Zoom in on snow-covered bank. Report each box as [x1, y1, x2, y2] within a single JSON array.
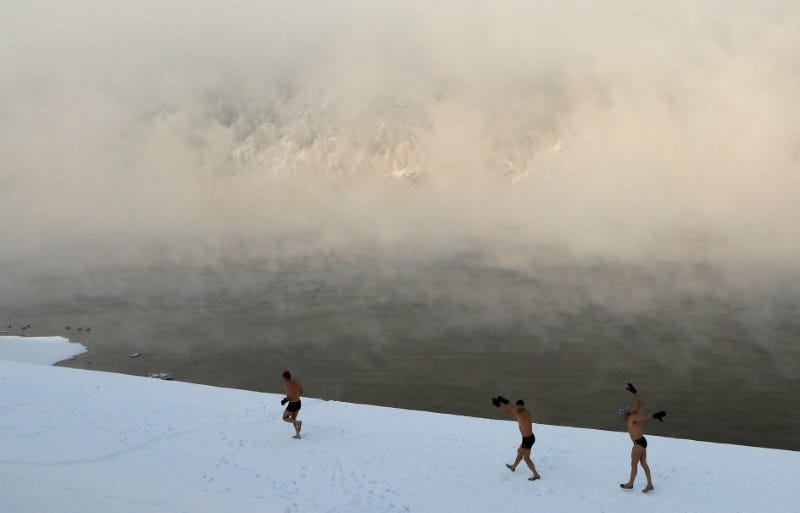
[[1, 338, 797, 513], [0, 335, 86, 365]]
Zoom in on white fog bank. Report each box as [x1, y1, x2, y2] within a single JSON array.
[[2, 1, 800, 271]]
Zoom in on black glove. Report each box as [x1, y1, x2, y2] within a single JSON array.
[[491, 397, 501, 407], [626, 383, 638, 394], [281, 397, 288, 405], [652, 410, 666, 422], [497, 396, 510, 405]]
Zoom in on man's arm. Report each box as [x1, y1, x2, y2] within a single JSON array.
[[626, 383, 642, 413], [632, 393, 642, 413], [492, 396, 516, 418], [498, 404, 518, 418], [631, 411, 666, 423]]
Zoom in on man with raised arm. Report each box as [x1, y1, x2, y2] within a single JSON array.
[[618, 382, 666, 493], [492, 396, 542, 481], [281, 370, 304, 439]]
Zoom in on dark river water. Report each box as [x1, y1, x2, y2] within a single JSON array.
[[3, 257, 798, 450]]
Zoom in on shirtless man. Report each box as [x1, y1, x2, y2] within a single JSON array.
[[281, 370, 304, 439], [619, 382, 666, 493], [492, 396, 541, 481]]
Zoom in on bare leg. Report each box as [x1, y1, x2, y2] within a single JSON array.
[[508, 448, 524, 470], [522, 450, 541, 480], [283, 411, 301, 437], [621, 445, 643, 489], [640, 450, 654, 492], [291, 414, 301, 437]]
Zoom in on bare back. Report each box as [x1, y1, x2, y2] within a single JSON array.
[[284, 379, 303, 401], [515, 408, 534, 437]]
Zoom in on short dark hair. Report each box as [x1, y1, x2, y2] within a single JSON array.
[[516, 399, 525, 407], [282, 370, 291, 379]]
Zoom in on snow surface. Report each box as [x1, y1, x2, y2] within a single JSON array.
[[1, 336, 798, 513], [0, 335, 86, 365]]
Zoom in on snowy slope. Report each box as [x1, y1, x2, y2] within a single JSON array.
[[0, 337, 797, 513]]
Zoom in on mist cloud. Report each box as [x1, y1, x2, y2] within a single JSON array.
[[2, 0, 799, 275]]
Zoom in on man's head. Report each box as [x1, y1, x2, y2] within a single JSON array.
[[282, 370, 291, 380], [618, 405, 632, 419], [515, 399, 525, 410]]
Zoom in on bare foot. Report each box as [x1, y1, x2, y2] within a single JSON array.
[[505, 464, 516, 472], [620, 483, 633, 490], [292, 434, 302, 439], [642, 485, 654, 493]]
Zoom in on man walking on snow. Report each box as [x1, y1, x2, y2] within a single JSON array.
[[618, 382, 666, 493], [493, 396, 541, 481]]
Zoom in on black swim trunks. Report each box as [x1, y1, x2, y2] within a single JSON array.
[[286, 400, 301, 413], [520, 434, 536, 449], [633, 436, 647, 448]]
